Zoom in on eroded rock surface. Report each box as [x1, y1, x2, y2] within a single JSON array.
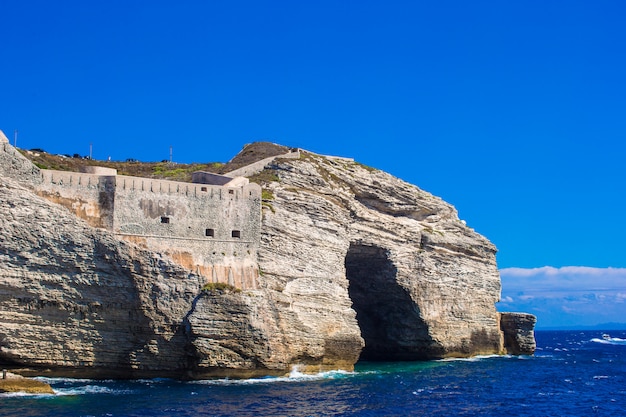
[[0, 140, 535, 378], [257, 153, 506, 361], [499, 312, 537, 355]]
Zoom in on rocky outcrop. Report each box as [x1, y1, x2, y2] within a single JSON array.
[[256, 152, 506, 361], [0, 372, 54, 394], [0, 139, 535, 378], [0, 133, 41, 185], [499, 312, 537, 355]]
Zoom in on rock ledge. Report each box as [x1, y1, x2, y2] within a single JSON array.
[[0, 372, 54, 394]]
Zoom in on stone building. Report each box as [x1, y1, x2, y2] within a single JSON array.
[[34, 165, 262, 289]]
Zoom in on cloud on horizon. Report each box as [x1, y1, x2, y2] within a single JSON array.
[[497, 266, 626, 328]]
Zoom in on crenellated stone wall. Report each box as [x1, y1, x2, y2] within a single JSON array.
[[36, 170, 116, 229], [31, 165, 261, 289]]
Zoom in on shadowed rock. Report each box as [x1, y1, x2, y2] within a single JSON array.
[[500, 312, 537, 355]]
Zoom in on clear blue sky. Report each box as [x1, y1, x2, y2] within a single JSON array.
[[2, 1, 625, 326]]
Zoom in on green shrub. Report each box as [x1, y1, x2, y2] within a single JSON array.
[[249, 169, 280, 185], [261, 189, 274, 200], [352, 161, 377, 172], [262, 201, 275, 213], [201, 282, 241, 294]]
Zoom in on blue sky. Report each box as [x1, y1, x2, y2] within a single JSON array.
[[2, 1, 625, 328]]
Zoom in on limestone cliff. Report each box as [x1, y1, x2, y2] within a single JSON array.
[[0, 137, 535, 378], [256, 152, 509, 362]]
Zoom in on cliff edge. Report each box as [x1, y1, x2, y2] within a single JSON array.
[[0, 136, 535, 378]]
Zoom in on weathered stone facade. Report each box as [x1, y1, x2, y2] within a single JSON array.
[[33, 166, 261, 289]]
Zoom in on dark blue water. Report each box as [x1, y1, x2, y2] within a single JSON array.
[[2, 331, 626, 416]]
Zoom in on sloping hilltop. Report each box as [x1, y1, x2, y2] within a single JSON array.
[[0, 133, 535, 379]]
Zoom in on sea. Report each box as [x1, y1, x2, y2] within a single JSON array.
[[2, 330, 625, 416]]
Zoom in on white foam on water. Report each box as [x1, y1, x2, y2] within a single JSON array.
[[0, 391, 56, 399], [53, 384, 134, 396], [437, 354, 512, 362], [27, 377, 133, 396], [590, 336, 626, 345], [192, 366, 355, 386], [34, 377, 102, 384]]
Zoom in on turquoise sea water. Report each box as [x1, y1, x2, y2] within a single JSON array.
[[2, 331, 625, 416]]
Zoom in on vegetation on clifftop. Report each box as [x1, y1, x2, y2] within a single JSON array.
[[18, 141, 291, 182], [19, 149, 224, 182]]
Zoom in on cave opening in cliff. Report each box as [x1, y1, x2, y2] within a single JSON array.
[[345, 243, 432, 361]]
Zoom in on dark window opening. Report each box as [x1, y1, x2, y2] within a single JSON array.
[[228, 189, 234, 194], [161, 216, 170, 224], [205, 228, 215, 237], [231, 230, 241, 238], [201, 187, 207, 192]]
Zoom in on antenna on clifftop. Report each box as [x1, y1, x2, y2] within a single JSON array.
[[170, 145, 173, 163], [14, 129, 17, 147], [89, 142, 93, 160]]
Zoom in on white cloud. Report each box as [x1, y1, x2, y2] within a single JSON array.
[[500, 266, 626, 294], [501, 266, 626, 278], [497, 266, 626, 328]]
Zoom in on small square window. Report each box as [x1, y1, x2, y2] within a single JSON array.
[[228, 189, 234, 194], [201, 186, 207, 192], [205, 228, 215, 237], [231, 230, 241, 238], [161, 216, 170, 224]]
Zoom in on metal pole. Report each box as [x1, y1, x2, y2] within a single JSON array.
[[170, 145, 173, 163], [90, 142, 93, 159], [14, 130, 17, 147]]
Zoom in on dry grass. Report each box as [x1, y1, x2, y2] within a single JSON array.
[[19, 141, 291, 182], [217, 142, 291, 174], [19, 149, 224, 182]]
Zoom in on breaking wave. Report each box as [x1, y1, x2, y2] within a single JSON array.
[[192, 367, 355, 386], [590, 335, 626, 345], [438, 354, 514, 362]]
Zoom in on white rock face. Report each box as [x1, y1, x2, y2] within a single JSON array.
[[257, 153, 506, 362], [0, 175, 203, 377], [0, 143, 534, 378]]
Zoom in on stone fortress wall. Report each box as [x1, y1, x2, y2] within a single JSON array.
[[0, 130, 327, 290], [6, 134, 265, 290]]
